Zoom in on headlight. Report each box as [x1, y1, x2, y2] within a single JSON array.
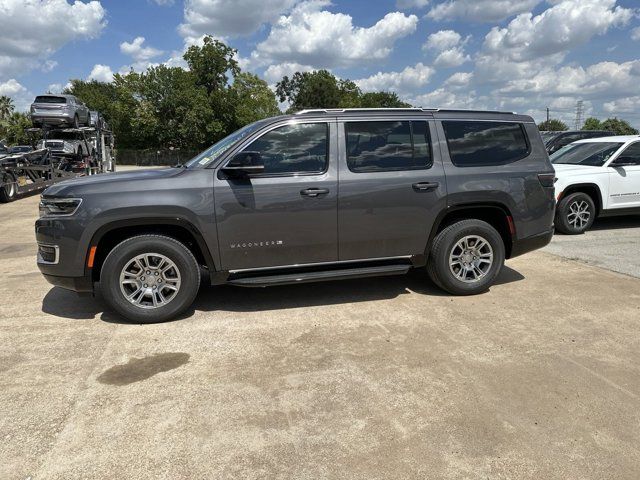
[[39, 197, 82, 217]]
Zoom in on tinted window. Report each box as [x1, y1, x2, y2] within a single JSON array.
[[345, 121, 432, 172], [551, 142, 623, 166], [245, 122, 328, 175], [443, 121, 529, 167], [617, 142, 640, 165], [35, 96, 66, 104]]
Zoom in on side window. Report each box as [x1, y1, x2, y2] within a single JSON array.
[[244, 123, 328, 175], [618, 142, 640, 165], [345, 121, 432, 173], [442, 121, 530, 167]]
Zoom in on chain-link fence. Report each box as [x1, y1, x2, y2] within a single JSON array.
[[116, 149, 199, 166]]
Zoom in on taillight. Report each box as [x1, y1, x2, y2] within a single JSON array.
[[537, 173, 556, 188]]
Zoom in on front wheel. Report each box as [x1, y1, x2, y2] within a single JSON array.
[[427, 219, 505, 295], [555, 192, 595, 235], [100, 235, 201, 323]]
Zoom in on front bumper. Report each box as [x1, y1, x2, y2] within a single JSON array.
[[36, 217, 94, 294], [510, 228, 554, 258], [41, 273, 94, 294]]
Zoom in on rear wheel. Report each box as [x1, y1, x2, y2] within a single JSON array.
[[100, 235, 201, 323], [555, 192, 595, 235], [73, 114, 79, 128], [0, 174, 17, 203], [427, 219, 505, 295]]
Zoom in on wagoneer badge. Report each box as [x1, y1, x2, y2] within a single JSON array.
[[230, 240, 284, 249]]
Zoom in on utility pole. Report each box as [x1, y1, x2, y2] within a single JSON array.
[[546, 107, 550, 123], [574, 100, 584, 130]]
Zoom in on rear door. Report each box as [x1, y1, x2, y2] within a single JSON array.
[[337, 118, 446, 260], [607, 141, 640, 209], [214, 120, 338, 270]]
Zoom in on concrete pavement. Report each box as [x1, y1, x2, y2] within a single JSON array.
[[1, 188, 640, 479]]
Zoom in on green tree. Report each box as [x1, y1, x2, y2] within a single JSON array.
[[1, 112, 33, 145], [231, 72, 280, 126], [0, 95, 14, 121], [276, 70, 344, 111], [581, 117, 602, 130], [538, 119, 568, 131], [600, 117, 639, 135], [183, 37, 239, 95], [359, 91, 412, 108]]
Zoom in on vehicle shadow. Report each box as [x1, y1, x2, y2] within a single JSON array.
[[41, 265, 524, 324], [590, 215, 640, 231]]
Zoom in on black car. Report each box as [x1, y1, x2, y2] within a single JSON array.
[[36, 108, 556, 323], [542, 130, 614, 154], [8, 145, 33, 154]]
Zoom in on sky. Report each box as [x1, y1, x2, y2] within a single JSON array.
[[1, 0, 640, 128]]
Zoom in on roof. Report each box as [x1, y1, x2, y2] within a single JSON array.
[[288, 107, 533, 122], [573, 135, 640, 144]]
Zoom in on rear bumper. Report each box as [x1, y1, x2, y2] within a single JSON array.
[[31, 112, 74, 125], [510, 228, 554, 258]]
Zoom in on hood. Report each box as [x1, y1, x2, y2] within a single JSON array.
[[552, 163, 605, 176], [44, 167, 183, 197]]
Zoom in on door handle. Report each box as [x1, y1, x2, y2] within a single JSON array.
[[412, 182, 439, 192], [300, 188, 330, 197]]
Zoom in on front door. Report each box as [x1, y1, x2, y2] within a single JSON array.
[[607, 141, 640, 209], [337, 119, 447, 260], [214, 120, 338, 270]]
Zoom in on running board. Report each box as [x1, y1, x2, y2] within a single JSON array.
[[228, 264, 411, 287]]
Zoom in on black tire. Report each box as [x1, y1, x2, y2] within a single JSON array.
[[73, 114, 80, 128], [555, 192, 595, 235], [427, 219, 505, 296], [0, 174, 17, 203], [100, 235, 201, 323]]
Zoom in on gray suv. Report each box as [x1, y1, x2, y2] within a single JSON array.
[[30, 94, 90, 128], [36, 108, 556, 323]]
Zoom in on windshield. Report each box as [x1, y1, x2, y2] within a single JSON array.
[[184, 119, 271, 168], [551, 142, 623, 166], [540, 132, 557, 144], [48, 132, 81, 141]]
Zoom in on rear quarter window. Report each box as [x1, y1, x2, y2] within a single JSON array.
[[442, 121, 530, 167]]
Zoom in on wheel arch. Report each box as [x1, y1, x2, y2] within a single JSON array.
[[87, 218, 216, 283], [427, 203, 514, 259], [558, 183, 603, 214]]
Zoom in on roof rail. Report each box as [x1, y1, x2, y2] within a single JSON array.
[[294, 107, 517, 115]]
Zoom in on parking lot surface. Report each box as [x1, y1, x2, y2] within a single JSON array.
[[1, 179, 640, 479]]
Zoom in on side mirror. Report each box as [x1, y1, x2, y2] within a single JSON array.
[[611, 156, 637, 167], [222, 151, 264, 176]]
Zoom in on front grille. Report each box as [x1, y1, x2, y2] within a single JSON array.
[[38, 244, 59, 264]]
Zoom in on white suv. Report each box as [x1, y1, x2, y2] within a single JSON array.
[[552, 136, 640, 234]]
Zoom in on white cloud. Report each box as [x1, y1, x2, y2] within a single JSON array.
[[424, 30, 470, 68], [87, 64, 114, 83], [427, 0, 542, 22], [120, 37, 163, 62], [152, 0, 174, 5], [263, 62, 316, 84], [632, 27, 640, 41], [396, 0, 429, 9], [355, 63, 434, 94], [603, 96, 640, 113], [0, 0, 106, 80], [252, 0, 418, 68], [424, 30, 463, 51], [483, 0, 633, 63], [178, 0, 299, 41], [497, 60, 640, 98], [0, 79, 33, 112], [444, 71, 473, 87], [409, 88, 487, 110]]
